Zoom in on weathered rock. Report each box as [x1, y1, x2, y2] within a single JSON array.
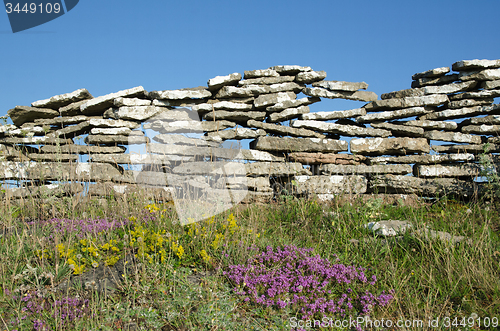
[[245, 162, 310, 176], [203, 110, 266, 122], [350, 138, 430, 156], [113, 97, 151, 107], [251, 136, 348, 153], [296, 70, 327, 84], [400, 120, 458, 131], [215, 85, 270, 98], [151, 99, 205, 107], [200, 120, 237, 132], [369, 153, 475, 165], [303, 87, 378, 102], [267, 106, 311, 123], [205, 128, 266, 142], [447, 98, 494, 109], [481, 80, 500, 90], [423, 130, 481, 144], [466, 115, 500, 125], [242, 191, 274, 204], [110, 106, 167, 121], [420, 104, 500, 120], [88, 118, 141, 129], [461, 124, 500, 135], [381, 81, 476, 99], [1, 183, 83, 199], [412, 67, 450, 80], [7, 126, 47, 137], [244, 69, 279, 79], [301, 108, 366, 120], [153, 134, 217, 147], [34, 115, 91, 126], [81, 86, 146, 115], [41, 145, 126, 154], [0, 124, 17, 135], [365, 94, 448, 111], [267, 97, 320, 112], [452, 59, 500, 71], [90, 154, 173, 165], [365, 220, 412, 236], [288, 152, 366, 165], [270, 65, 312, 75], [27, 153, 78, 162], [192, 101, 253, 113], [207, 72, 242, 91], [0, 144, 37, 161], [411, 74, 459, 88], [291, 175, 367, 194], [291, 120, 391, 137], [59, 100, 86, 116], [254, 91, 297, 108], [48, 121, 91, 138], [90, 127, 133, 135], [85, 134, 149, 145], [414, 164, 481, 177], [316, 164, 412, 175], [247, 119, 326, 138], [357, 107, 431, 123], [238, 76, 295, 86], [487, 136, 500, 144], [0, 136, 72, 145], [370, 122, 424, 137], [459, 68, 500, 81], [148, 87, 211, 100], [7, 106, 59, 127], [370, 174, 476, 197], [449, 89, 500, 100], [413, 228, 470, 245], [32, 88, 93, 109], [431, 144, 500, 154], [144, 120, 203, 133], [207, 97, 255, 104], [312, 80, 368, 91]]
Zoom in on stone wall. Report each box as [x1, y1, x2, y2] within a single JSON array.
[[1, 60, 500, 203]]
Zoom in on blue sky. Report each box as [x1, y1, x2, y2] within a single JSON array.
[[0, 0, 499, 121]]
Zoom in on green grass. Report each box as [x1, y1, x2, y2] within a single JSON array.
[[0, 192, 499, 330]]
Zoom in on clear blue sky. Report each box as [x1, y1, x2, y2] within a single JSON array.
[[1, 0, 499, 122]]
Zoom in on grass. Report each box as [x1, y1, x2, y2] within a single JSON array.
[[0, 191, 499, 330]]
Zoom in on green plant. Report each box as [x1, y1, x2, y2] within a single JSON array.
[[478, 143, 500, 202]]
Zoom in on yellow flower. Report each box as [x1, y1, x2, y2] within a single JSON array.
[[200, 250, 211, 262]]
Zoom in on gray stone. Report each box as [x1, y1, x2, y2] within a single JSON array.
[[481, 80, 500, 90], [0, 144, 37, 161], [247, 119, 326, 138], [369, 153, 475, 165], [200, 120, 237, 132], [192, 101, 253, 113], [245, 162, 310, 176], [207, 72, 242, 91], [423, 130, 481, 144], [350, 137, 430, 156], [365, 220, 412, 236], [268, 106, 311, 123], [110, 106, 167, 121], [288, 152, 366, 165], [413, 228, 469, 245], [215, 85, 271, 98], [205, 128, 266, 142], [466, 115, 500, 125], [254, 91, 297, 108], [411, 74, 459, 88], [452, 59, 500, 71], [487, 136, 500, 144], [291, 120, 391, 137], [81, 86, 146, 115], [153, 134, 216, 147], [91, 154, 173, 165], [0, 136, 72, 145], [291, 175, 367, 195], [203, 110, 266, 122], [59, 100, 86, 116], [447, 98, 494, 109], [238, 76, 295, 86], [113, 97, 151, 107], [250, 136, 348, 153], [151, 99, 205, 107], [412, 67, 450, 80], [85, 134, 149, 145], [41, 145, 126, 154], [49, 121, 91, 138], [1, 183, 83, 199], [27, 153, 78, 162], [89, 118, 141, 129], [449, 90, 500, 100], [303, 87, 378, 102], [357, 107, 431, 123], [267, 97, 320, 112], [7, 106, 59, 127], [370, 122, 424, 137], [148, 87, 211, 100], [365, 94, 449, 111], [317, 164, 412, 175], [296, 71, 327, 84], [461, 124, 500, 135], [0, 124, 17, 135], [370, 174, 476, 197], [32, 88, 93, 109], [414, 164, 481, 177], [312, 80, 368, 91], [431, 144, 500, 154], [207, 97, 255, 104], [459, 68, 500, 81], [34, 115, 91, 126], [143, 120, 203, 133], [244, 69, 279, 79], [7, 126, 47, 137], [242, 191, 274, 204], [301, 108, 366, 120], [270, 65, 312, 75], [90, 127, 133, 135], [400, 120, 458, 131], [381, 81, 476, 99], [420, 104, 500, 120]]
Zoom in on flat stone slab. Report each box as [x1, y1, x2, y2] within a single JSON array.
[[291, 120, 391, 137], [461, 124, 500, 135], [27, 153, 78, 162], [303, 87, 378, 102], [254, 91, 297, 108], [447, 98, 494, 109], [111, 106, 167, 121], [206, 128, 266, 142], [288, 152, 366, 165], [431, 144, 500, 154], [350, 138, 430, 156], [113, 97, 151, 107], [413, 228, 469, 245], [58, 100, 86, 116], [148, 88, 211, 100], [1, 183, 83, 199], [380, 81, 476, 100], [266, 97, 320, 112], [364, 94, 449, 111], [34, 115, 92, 126], [153, 134, 217, 147], [312, 80, 368, 91], [151, 99, 205, 107], [88, 118, 141, 129], [295, 70, 327, 84], [412, 67, 450, 80], [357, 107, 431, 123], [481, 80, 500, 90], [90, 127, 133, 135], [215, 83, 301, 99], [370, 174, 476, 197], [370, 122, 424, 137], [369, 153, 475, 165], [270, 65, 312, 75], [411, 74, 459, 88], [452, 59, 500, 71], [91, 154, 173, 165], [49, 121, 91, 138], [466, 115, 500, 125], [0, 136, 72, 145], [420, 104, 500, 120], [301, 108, 366, 120], [414, 164, 481, 177], [316, 164, 412, 175], [247, 119, 326, 138], [423, 130, 481, 144], [81, 86, 146, 115], [238, 76, 295, 86], [85, 134, 149, 145], [365, 220, 412, 236], [203, 110, 266, 122], [250, 136, 348, 153], [459, 68, 500, 81], [268, 105, 310, 123], [245, 162, 311, 176], [244, 69, 279, 78], [200, 120, 237, 132], [8, 106, 59, 127], [192, 101, 254, 113], [41, 145, 126, 154], [399, 120, 458, 131], [207, 72, 241, 91], [292, 175, 367, 194], [449, 90, 500, 100], [32, 88, 93, 109]]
